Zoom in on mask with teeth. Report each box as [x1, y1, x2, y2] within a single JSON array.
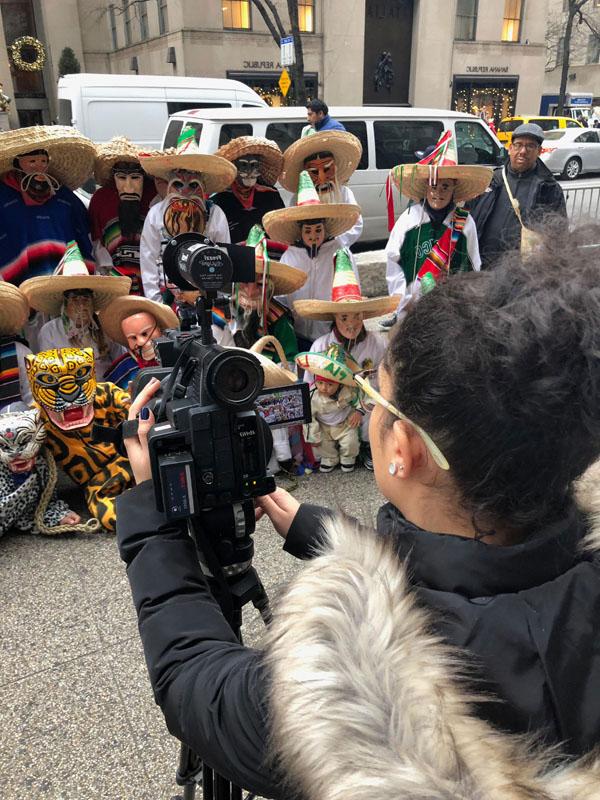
[[0, 407, 46, 474], [235, 157, 261, 188]]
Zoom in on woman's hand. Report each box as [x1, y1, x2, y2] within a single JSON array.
[[59, 511, 81, 525], [123, 377, 161, 484], [255, 487, 300, 539]]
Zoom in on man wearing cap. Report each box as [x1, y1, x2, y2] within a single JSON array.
[[89, 137, 157, 296], [212, 136, 285, 243], [470, 123, 566, 268]]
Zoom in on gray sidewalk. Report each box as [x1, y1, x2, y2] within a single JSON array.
[[1, 468, 384, 799]]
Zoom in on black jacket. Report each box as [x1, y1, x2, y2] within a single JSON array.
[[116, 482, 600, 796]]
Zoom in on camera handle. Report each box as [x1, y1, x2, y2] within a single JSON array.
[[174, 512, 268, 800]]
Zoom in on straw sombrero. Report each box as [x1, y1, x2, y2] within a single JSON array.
[[139, 125, 236, 194], [0, 126, 95, 189], [249, 336, 298, 386], [21, 242, 130, 317], [280, 130, 362, 193], [0, 283, 29, 335], [243, 225, 306, 296], [263, 171, 360, 246], [389, 130, 492, 203], [296, 342, 360, 387], [216, 136, 283, 187], [98, 296, 179, 347], [294, 249, 399, 320], [94, 136, 144, 186]]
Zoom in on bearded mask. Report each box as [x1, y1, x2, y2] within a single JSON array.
[[15, 149, 59, 201], [0, 406, 46, 473], [163, 170, 207, 236], [300, 220, 326, 258], [303, 152, 338, 199], [235, 156, 261, 189], [25, 348, 97, 431], [113, 161, 145, 237]]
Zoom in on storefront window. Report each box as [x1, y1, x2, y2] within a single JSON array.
[[453, 78, 517, 125], [299, 0, 315, 33], [501, 0, 522, 43], [223, 1, 252, 30]]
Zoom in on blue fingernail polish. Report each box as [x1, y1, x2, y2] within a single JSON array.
[[140, 406, 150, 420]]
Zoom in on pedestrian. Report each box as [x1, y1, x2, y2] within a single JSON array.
[[303, 98, 346, 135], [381, 130, 491, 329], [118, 224, 600, 797], [469, 122, 567, 269]]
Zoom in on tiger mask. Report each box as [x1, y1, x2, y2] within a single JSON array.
[[0, 405, 46, 473], [25, 348, 97, 431]]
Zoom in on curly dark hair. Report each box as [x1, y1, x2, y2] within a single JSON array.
[[383, 223, 600, 535]]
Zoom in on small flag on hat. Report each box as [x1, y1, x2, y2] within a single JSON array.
[[331, 249, 362, 303], [296, 170, 321, 206], [54, 241, 89, 277]]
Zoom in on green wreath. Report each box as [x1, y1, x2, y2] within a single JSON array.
[[11, 36, 46, 72]]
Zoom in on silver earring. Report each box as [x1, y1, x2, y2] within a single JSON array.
[[389, 462, 404, 475]]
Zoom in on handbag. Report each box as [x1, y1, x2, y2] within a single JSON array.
[[502, 167, 543, 256]]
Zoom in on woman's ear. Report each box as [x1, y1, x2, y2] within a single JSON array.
[[391, 419, 429, 478]]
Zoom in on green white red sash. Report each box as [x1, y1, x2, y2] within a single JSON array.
[[416, 206, 469, 287]]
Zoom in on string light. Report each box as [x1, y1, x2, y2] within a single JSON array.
[[452, 83, 516, 120]]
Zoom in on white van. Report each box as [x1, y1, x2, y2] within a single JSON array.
[[57, 74, 267, 149], [161, 106, 505, 242]]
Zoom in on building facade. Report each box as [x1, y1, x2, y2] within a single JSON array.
[[1, 0, 547, 130]]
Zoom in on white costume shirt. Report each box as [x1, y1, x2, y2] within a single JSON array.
[[385, 203, 481, 320], [278, 240, 360, 342], [140, 199, 231, 303], [289, 184, 363, 248], [37, 318, 125, 382]]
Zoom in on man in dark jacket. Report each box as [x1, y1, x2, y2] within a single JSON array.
[[470, 123, 566, 268]]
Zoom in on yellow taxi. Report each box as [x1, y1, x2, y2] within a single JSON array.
[[497, 115, 584, 147]]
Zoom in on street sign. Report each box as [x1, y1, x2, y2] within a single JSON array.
[[280, 35, 295, 67], [278, 68, 292, 97]]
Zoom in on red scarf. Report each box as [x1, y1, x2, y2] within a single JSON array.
[[230, 181, 256, 210]]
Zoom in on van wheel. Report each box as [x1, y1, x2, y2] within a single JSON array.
[[562, 157, 581, 180]]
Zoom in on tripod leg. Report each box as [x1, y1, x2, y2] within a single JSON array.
[[183, 784, 196, 800], [203, 764, 214, 800]]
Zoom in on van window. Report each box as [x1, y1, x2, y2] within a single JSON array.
[[341, 121, 368, 169], [164, 119, 184, 149], [58, 99, 72, 126], [218, 123, 253, 146], [529, 118, 560, 131], [455, 121, 504, 166], [265, 122, 306, 151], [167, 102, 231, 115], [498, 119, 523, 133], [374, 120, 443, 168]]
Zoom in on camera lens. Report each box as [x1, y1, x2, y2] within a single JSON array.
[[208, 350, 263, 408]]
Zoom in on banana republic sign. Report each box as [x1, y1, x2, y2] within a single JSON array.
[[242, 60, 282, 70]]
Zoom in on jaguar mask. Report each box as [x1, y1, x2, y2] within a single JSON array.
[[25, 348, 96, 431], [0, 407, 46, 473]]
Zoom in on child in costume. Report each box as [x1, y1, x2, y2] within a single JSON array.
[[0, 404, 93, 536], [25, 347, 134, 532], [262, 171, 361, 348], [99, 296, 179, 390], [21, 242, 129, 381], [383, 131, 491, 327], [139, 126, 235, 304], [296, 343, 362, 473], [212, 136, 285, 243], [0, 283, 33, 410], [295, 248, 398, 470]]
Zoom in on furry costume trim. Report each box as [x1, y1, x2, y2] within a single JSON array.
[[266, 514, 600, 799]]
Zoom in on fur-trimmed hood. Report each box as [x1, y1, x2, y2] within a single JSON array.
[[265, 469, 600, 799]]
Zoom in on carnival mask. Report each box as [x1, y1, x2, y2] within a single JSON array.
[[164, 169, 206, 236], [335, 311, 364, 340], [300, 220, 326, 257], [113, 163, 144, 201], [16, 149, 59, 200], [235, 157, 261, 188], [236, 279, 274, 313], [121, 311, 160, 363], [25, 348, 97, 431], [304, 152, 337, 197], [0, 407, 45, 473], [64, 289, 94, 329]]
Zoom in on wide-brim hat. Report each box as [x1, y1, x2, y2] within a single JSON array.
[[294, 294, 399, 321], [0, 125, 95, 189], [391, 163, 493, 203], [227, 337, 297, 388], [21, 242, 130, 317], [94, 136, 144, 185], [139, 150, 237, 194], [0, 283, 29, 335], [263, 202, 360, 245], [254, 257, 306, 296], [296, 344, 360, 387], [216, 136, 283, 186], [98, 296, 179, 346], [280, 130, 362, 193]]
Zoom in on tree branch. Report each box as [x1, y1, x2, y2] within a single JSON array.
[[263, 0, 288, 37], [250, 0, 284, 46]]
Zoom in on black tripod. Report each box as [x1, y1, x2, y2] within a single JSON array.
[[174, 511, 271, 800]]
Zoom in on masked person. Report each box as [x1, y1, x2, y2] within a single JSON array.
[[0, 284, 33, 410], [99, 295, 179, 390], [21, 242, 130, 381], [280, 130, 363, 248], [212, 136, 285, 243], [0, 126, 95, 286], [381, 131, 491, 329], [263, 171, 361, 348], [139, 126, 236, 304], [89, 137, 157, 296]]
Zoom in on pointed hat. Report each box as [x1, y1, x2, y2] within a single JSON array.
[[296, 341, 360, 387]]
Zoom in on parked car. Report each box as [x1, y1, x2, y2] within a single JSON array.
[[540, 127, 600, 179], [161, 106, 505, 242], [57, 73, 267, 149], [497, 115, 583, 148]]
